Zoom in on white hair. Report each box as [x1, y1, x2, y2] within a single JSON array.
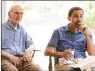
[[8, 3, 23, 12]]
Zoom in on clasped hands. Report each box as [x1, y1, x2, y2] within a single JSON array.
[[9, 52, 32, 67]]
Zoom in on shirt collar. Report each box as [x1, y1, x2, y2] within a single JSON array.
[[64, 23, 82, 33], [5, 20, 20, 31], [64, 24, 70, 31]]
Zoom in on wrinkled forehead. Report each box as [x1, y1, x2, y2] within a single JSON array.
[[72, 10, 83, 16], [9, 4, 23, 13]]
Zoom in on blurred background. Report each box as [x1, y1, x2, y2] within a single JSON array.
[[2, 1, 95, 70]]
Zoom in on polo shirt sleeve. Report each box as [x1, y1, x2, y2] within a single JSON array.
[[47, 30, 59, 48], [89, 31, 93, 40], [25, 32, 33, 49]]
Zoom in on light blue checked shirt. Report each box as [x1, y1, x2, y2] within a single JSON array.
[[2, 20, 33, 55], [47, 24, 92, 64]]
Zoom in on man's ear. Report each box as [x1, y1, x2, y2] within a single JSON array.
[[8, 12, 12, 18], [67, 16, 70, 21], [8, 12, 10, 17]]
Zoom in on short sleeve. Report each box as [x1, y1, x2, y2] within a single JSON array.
[[89, 31, 93, 40], [47, 30, 59, 48], [25, 33, 33, 49]]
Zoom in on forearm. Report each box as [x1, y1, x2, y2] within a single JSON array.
[[23, 45, 34, 62], [25, 44, 35, 56], [1, 50, 13, 59], [85, 33, 95, 55], [44, 47, 73, 61], [46, 51, 63, 57], [44, 47, 63, 57], [80, 25, 95, 55]]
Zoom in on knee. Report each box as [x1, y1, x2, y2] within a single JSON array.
[[2, 64, 18, 71], [2, 67, 18, 71], [24, 62, 42, 71], [2, 60, 19, 71], [8, 68, 18, 71], [32, 64, 42, 71]]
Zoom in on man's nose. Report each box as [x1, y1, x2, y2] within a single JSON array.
[[78, 17, 82, 22], [17, 13, 22, 18], [18, 13, 22, 17]]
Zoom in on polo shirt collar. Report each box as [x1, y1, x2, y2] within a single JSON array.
[[5, 20, 20, 31], [64, 23, 82, 33]]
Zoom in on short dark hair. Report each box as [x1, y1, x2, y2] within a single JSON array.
[[68, 7, 84, 17]]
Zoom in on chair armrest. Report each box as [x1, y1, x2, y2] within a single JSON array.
[[32, 50, 41, 58]]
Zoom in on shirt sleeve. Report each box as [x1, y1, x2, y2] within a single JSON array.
[[25, 32, 34, 49], [89, 31, 93, 41], [47, 29, 59, 48]]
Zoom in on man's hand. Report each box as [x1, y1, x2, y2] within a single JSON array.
[[79, 24, 95, 56], [59, 50, 73, 60], [23, 51, 32, 62], [44, 47, 73, 60], [79, 24, 89, 36], [9, 55, 22, 67], [2, 50, 22, 66]]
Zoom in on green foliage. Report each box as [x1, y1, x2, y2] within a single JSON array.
[[83, 1, 95, 29], [89, 1, 93, 10], [83, 18, 95, 29], [83, 16, 95, 29]]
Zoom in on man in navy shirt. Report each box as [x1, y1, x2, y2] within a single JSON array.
[[44, 7, 95, 71], [1, 4, 41, 71]]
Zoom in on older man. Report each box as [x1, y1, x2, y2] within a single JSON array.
[[1, 4, 41, 71]]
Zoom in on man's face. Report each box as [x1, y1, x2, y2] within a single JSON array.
[[8, 6, 23, 25], [68, 10, 83, 28]]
